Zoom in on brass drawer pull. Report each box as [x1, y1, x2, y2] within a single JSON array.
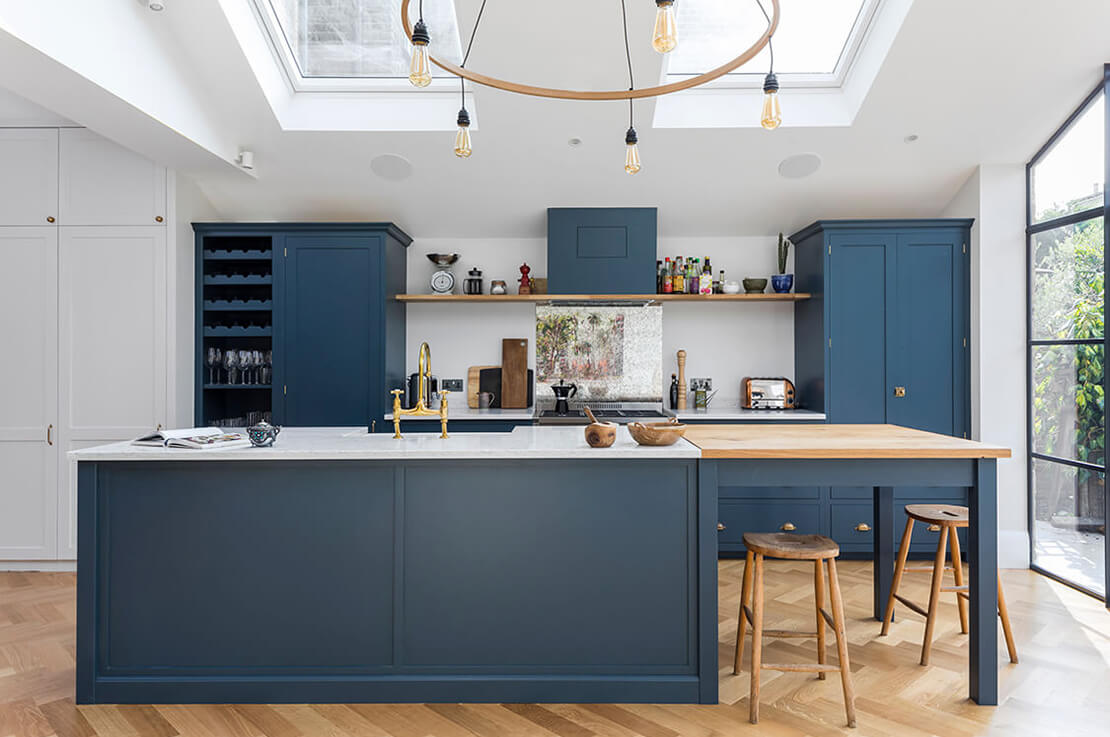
[[780, 522, 796, 532], [47, 424, 53, 445], [854, 523, 871, 532], [717, 522, 726, 531], [927, 524, 941, 532]]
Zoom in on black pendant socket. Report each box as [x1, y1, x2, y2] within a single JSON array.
[[457, 108, 470, 127], [625, 127, 638, 145], [412, 19, 430, 45], [763, 72, 779, 93]]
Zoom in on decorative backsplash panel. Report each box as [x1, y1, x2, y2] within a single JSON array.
[[536, 304, 663, 401]]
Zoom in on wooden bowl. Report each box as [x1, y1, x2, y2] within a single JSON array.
[[627, 419, 687, 446]]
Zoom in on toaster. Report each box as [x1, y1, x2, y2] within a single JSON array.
[[742, 377, 796, 409]]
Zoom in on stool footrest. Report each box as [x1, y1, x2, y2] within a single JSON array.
[[763, 629, 819, 639], [893, 593, 929, 618], [762, 663, 843, 674], [940, 585, 969, 593], [903, 566, 956, 573]]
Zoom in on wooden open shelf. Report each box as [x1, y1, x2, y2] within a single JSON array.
[[396, 292, 810, 303]]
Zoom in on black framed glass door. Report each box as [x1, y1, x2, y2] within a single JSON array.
[[1027, 65, 1109, 602]]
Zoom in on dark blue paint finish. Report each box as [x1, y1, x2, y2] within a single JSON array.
[[193, 223, 409, 430], [99, 462, 395, 672], [547, 208, 658, 294], [401, 463, 694, 669], [969, 459, 999, 705], [76, 457, 713, 704], [279, 235, 380, 427], [786, 219, 973, 559]]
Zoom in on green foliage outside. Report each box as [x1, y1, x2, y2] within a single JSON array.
[[1032, 213, 1105, 521]]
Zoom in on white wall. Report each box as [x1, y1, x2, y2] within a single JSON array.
[[169, 172, 218, 426], [943, 165, 1029, 568], [404, 235, 796, 404]]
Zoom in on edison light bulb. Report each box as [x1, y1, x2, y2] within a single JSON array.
[[652, 0, 678, 54], [624, 127, 641, 174], [409, 20, 432, 88], [761, 72, 781, 130], [455, 109, 472, 158]]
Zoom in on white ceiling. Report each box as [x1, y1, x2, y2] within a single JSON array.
[[2, 0, 1109, 238]]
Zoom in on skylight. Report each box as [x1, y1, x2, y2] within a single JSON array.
[[262, 0, 462, 79], [667, 0, 877, 81]]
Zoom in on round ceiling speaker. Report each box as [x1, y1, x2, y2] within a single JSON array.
[[370, 154, 414, 182], [778, 153, 822, 179]]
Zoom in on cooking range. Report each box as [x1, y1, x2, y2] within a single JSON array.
[[536, 402, 669, 425]]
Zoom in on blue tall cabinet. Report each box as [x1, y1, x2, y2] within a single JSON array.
[[194, 223, 410, 430], [794, 219, 973, 554]]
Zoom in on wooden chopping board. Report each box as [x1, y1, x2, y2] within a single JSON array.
[[501, 338, 529, 409], [467, 365, 499, 408]]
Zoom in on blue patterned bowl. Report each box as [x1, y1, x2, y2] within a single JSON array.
[[771, 274, 794, 293]]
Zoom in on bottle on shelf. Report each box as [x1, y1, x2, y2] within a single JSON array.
[[716, 269, 725, 294], [656, 260, 663, 293], [688, 258, 699, 294], [700, 257, 713, 295], [674, 257, 685, 294], [663, 257, 673, 293]]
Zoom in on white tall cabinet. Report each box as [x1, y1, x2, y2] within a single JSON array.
[[0, 127, 171, 562]]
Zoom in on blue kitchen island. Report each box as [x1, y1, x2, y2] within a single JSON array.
[[72, 427, 714, 705]]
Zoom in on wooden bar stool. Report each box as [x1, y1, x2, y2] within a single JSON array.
[[881, 504, 1018, 666], [734, 532, 856, 728]]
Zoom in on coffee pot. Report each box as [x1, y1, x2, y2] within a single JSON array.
[[551, 379, 578, 416]]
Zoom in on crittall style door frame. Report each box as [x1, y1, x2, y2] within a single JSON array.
[[1026, 64, 1110, 605]]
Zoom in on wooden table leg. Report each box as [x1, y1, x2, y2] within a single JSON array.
[[968, 459, 999, 705], [872, 486, 896, 620]]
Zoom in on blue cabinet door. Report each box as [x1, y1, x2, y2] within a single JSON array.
[[547, 208, 658, 294], [827, 232, 896, 423], [889, 230, 968, 437], [275, 235, 383, 426]]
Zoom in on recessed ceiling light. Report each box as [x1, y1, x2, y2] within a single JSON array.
[[370, 154, 414, 182], [778, 153, 822, 179], [904, 134, 919, 143], [568, 137, 583, 147], [147, 0, 166, 10]]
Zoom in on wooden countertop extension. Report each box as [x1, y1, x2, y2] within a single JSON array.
[[684, 424, 1012, 459]]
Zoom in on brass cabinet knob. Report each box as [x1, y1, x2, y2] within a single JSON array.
[[46, 216, 55, 223], [717, 522, 726, 531], [780, 522, 796, 532], [894, 386, 907, 397], [854, 523, 871, 532], [155, 215, 164, 223], [928, 524, 941, 532]]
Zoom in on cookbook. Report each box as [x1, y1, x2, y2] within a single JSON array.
[[132, 427, 251, 450]]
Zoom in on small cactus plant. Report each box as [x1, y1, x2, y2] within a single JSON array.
[[777, 232, 792, 274]]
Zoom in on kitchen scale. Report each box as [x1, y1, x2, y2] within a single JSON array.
[[427, 253, 459, 294]]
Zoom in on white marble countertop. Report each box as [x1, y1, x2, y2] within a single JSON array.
[[384, 405, 535, 421], [69, 426, 700, 461], [672, 405, 826, 421]]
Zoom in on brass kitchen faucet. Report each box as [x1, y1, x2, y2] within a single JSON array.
[[391, 342, 449, 439]]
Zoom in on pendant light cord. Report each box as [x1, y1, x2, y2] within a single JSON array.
[[620, 0, 635, 127], [755, 0, 774, 72], [459, 0, 490, 109]]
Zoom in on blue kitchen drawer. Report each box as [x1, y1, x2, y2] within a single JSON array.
[[717, 501, 821, 550]]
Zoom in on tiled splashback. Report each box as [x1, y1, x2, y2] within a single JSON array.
[[536, 305, 663, 402]]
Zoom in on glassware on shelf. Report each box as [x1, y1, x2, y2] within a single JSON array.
[[223, 350, 239, 385], [206, 347, 222, 384]]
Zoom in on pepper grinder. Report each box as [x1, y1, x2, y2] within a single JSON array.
[[677, 350, 687, 410]]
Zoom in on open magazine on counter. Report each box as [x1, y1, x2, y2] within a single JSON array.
[[132, 427, 252, 450]]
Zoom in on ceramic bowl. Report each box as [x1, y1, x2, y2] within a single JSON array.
[[627, 419, 687, 446], [721, 280, 742, 294], [771, 273, 794, 293], [742, 277, 768, 294]]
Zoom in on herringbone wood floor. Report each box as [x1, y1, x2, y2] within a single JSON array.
[[1, 561, 1108, 737]]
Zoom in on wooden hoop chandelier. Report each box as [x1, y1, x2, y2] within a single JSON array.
[[400, 0, 781, 101]]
